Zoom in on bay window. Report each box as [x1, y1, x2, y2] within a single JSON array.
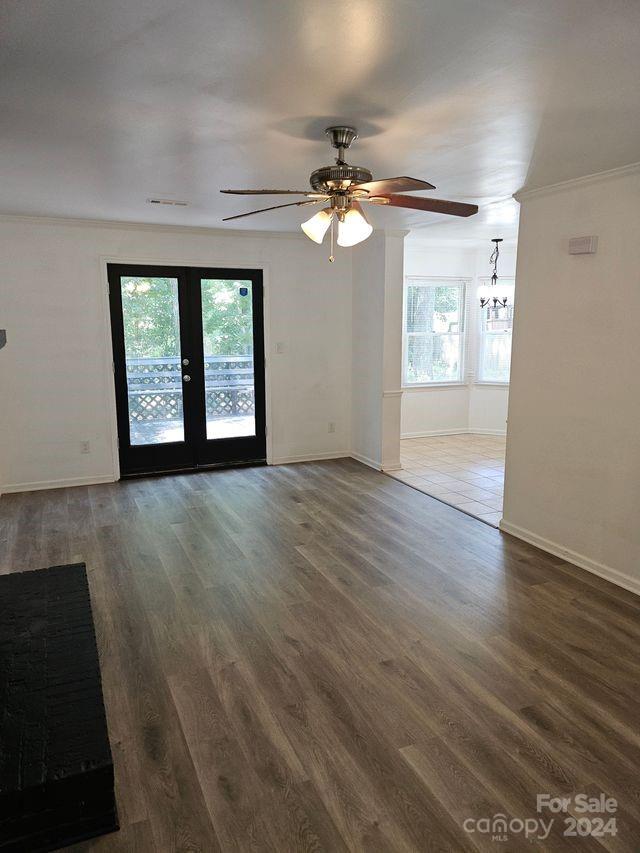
[[403, 276, 515, 387]]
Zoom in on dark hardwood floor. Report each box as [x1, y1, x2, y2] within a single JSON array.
[[1, 459, 639, 852]]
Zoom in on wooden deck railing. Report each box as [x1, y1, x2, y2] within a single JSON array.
[[126, 356, 254, 421]]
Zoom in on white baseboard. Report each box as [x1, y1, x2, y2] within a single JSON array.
[[1, 473, 117, 494], [499, 519, 640, 597], [401, 428, 506, 439], [270, 451, 351, 465], [4, 454, 354, 491], [271, 451, 400, 473], [349, 451, 382, 471]]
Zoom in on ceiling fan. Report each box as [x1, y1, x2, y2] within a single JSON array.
[[221, 126, 478, 258]]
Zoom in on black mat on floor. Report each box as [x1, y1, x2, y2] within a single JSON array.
[[0, 563, 118, 852]]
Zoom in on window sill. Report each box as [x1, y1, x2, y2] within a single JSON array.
[[402, 383, 468, 392], [473, 381, 510, 388]]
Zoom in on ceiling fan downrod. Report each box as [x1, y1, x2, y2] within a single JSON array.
[[325, 125, 358, 164], [309, 128, 372, 195]]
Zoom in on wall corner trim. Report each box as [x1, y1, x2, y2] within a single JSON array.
[[499, 519, 640, 597]]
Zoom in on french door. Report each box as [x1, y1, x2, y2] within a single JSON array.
[[108, 264, 266, 477]]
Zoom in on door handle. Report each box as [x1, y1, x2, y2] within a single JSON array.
[[183, 374, 191, 382]]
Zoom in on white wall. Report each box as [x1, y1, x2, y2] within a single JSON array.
[[401, 242, 516, 437], [503, 166, 640, 595], [351, 233, 385, 468], [380, 232, 407, 471], [351, 230, 406, 471], [0, 217, 352, 491], [468, 386, 510, 433], [402, 386, 470, 436]]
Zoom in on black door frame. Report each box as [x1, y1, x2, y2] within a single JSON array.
[[107, 263, 266, 477]]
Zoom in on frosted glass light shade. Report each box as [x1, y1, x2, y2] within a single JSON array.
[[301, 208, 333, 243], [337, 205, 373, 247]]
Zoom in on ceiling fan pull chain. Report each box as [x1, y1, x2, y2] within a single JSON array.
[[329, 214, 335, 263]]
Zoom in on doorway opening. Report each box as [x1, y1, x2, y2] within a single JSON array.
[[390, 236, 518, 526], [108, 264, 266, 477]]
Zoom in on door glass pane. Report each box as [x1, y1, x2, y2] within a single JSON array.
[[120, 276, 185, 445], [201, 279, 256, 440]]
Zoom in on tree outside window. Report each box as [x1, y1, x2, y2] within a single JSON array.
[[403, 281, 465, 384]]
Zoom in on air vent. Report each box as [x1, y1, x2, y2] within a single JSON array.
[[146, 198, 189, 207], [569, 236, 598, 254]]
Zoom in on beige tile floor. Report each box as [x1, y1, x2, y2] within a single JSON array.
[[389, 433, 506, 526]]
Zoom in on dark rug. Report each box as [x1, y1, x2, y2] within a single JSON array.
[[0, 563, 118, 852]]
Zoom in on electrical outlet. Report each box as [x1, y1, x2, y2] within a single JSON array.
[[328, 422, 336, 434], [81, 441, 91, 454], [275, 341, 285, 354]]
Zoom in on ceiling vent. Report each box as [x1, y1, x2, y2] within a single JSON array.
[[146, 198, 189, 207]]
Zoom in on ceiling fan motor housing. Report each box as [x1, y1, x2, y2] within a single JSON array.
[[309, 164, 372, 193]]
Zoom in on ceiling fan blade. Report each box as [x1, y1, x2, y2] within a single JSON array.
[[352, 176, 436, 195], [221, 189, 314, 195], [222, 199, 319, 222], [376, 194, 478, 217]]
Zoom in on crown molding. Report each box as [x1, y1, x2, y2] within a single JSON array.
[[0, 214, 412, 242], [0, 212, 312, 240], [514, 161, 640, 202]]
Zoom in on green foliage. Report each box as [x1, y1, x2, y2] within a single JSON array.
[[433, 285, 458, 319], [121, 278, 180, 358], [201, 280, 253, 357], [121, 277, 253, 359], [405, 283, 462, 382]]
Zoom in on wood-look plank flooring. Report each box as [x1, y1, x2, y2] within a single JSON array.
[[1, 459, 639, 852]]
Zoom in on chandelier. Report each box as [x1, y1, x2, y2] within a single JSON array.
[[479, 237, 510, 308]]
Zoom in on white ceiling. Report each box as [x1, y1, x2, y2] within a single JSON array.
[[2, 0, 640, 241]]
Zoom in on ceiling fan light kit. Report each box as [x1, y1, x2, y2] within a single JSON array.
[[336, 201, 373, 247], [221, 125, 479, 259], [301, 208, 333, 243]]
